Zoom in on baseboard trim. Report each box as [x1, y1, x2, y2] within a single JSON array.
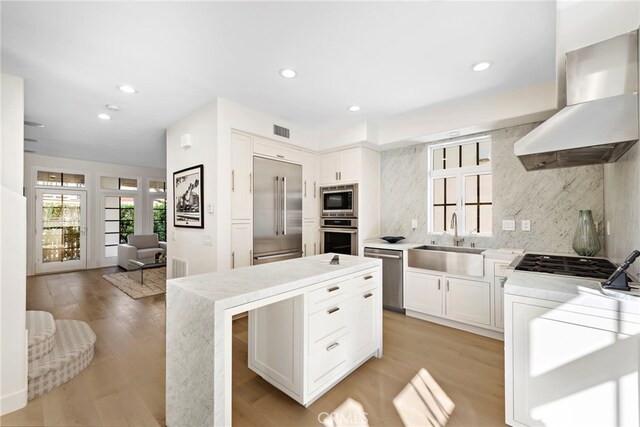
[[0, 387, 27, 416], [405, 310, 504, 341]]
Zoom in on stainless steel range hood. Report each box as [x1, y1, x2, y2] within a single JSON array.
[[515, 29, 639, 171]]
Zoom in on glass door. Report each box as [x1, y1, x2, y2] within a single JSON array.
[[35, 189, 87, 273]]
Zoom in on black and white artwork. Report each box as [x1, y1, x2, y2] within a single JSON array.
[[173, 164, 204, 228]]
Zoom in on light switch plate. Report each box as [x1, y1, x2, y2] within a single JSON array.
[[521, 220, 531, 232], [502, 219, 516, 231], [203, 235, 213, 246], [411, 219, 418, 230]]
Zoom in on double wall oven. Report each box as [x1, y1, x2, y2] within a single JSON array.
[[320, 184, 358, 256]]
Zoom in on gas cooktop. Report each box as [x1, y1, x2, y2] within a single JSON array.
[[515, 253, 621, 280]]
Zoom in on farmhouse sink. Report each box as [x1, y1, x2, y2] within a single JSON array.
[[408, 245, 485, 277]]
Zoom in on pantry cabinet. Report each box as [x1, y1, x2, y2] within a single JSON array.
[[231, 132, 252, 221], [303, 154, 317, 220]]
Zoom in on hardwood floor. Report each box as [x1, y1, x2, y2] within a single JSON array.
[[2, 268, 506, 426]]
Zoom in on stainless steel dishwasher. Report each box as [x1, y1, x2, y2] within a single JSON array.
[[364, 247, 404, 313]]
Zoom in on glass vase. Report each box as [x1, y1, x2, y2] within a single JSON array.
[[572, 210, 601, 256]]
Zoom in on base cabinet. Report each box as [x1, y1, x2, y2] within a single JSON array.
[[303, 221, 318, 257], [405, 271, 443, 316], [506, 295, 640, 427], [248, 267, 381, 406], [231, 222, 252, 268]]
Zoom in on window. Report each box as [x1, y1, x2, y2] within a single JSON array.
[[104, 196, 135, 257], [101, 176, 138, 191], [41, 193, 81, 262], [149, 180, 166, 193], [429, 137, 492, 235], [37, 171, 85, 188], [152, 198, 167, 242]]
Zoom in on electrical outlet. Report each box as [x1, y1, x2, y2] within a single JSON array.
[[172, 231, 177, 241], [502, 219, 516, 231], [521, 220, 531, 232], [411, 219, 418, 230], [203, 235, 213, 246], [606, 221, 611, 236]]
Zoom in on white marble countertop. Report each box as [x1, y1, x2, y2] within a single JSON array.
[[363, 239, 422, 251], [506, 270, 640, 315], [167, 253, 381, 310]]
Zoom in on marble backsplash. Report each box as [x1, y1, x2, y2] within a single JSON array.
[[380, 123, 605, 254]]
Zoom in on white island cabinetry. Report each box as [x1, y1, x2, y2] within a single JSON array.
[[249, 267, 381, 405]]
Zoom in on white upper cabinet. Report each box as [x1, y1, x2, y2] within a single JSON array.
[[319, 147, 361, 185], [231, 132, 253, 221]]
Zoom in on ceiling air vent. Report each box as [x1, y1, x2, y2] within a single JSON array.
[[273, 124, 290, 139]]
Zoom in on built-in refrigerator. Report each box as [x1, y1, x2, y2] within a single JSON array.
[[253, 157, 303, 265]]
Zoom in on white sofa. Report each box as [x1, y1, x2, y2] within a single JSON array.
[[117, 233, 167, 270]]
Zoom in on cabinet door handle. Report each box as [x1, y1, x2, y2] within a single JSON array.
[[364, 293, 373, 299], [326, 342, 340, 351], [277, 154, 285, 159], [446, 280, 450, 292], [313, 242, 316, 255], [304, 180, 307, 198], [339, 171, 342, 181], [437, 279, 441, 290], [314, 182, 317, 198], [364, 275, 373, 280], [250, 250, 253, 266], [327, 286, 340, 292], [231, 170, 235, 191], [327, 307, 340, 314], [232, 251, 235, 269], [304, 244, 307, 257], [249, 172, 252, 193], [335, 172, 338, 181]]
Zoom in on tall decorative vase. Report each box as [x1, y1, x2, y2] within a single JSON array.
[[572, 210, 601, 256]]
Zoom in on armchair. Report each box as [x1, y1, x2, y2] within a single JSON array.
[[117, 233, 167, 270]]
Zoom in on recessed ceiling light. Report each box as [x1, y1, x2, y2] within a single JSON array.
[[105, 104, 121, 112], [472, 61, 492, 72], [347, 105, 361, 112], [24, 121, 44, 128], [448, 131, 460, 137], [97, 113, 112, 120], [24, 138, 39, 143], [279, 69, 297, 79], [117, 85, 137, 94]]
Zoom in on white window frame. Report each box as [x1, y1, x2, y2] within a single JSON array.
[[427, 136, 492, 236], [146, 177, 167, 238]]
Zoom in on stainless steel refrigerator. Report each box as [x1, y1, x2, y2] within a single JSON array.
[[253, 157, 303, 265]]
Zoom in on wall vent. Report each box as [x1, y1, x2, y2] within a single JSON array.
[[172, 257, 188, 279], [273, 124, 290, 139]]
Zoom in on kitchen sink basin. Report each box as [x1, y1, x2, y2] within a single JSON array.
[[408, 245, 485, 277]]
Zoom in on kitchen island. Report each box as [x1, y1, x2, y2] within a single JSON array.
[[166, 254, 382, 427], [504, 270, 640, 427]]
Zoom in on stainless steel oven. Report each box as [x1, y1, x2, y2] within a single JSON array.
[[320, 218, 358, 256], [320, 184, 358, 217]]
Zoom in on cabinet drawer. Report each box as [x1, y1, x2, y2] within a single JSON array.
[[353, 270, 377, 289], [308, 299, 348, 353], [494, 262, 513, 278], [308, 280, 349, 312], [308, 333, 349, 394]]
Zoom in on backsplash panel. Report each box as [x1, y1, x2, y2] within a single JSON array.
[[380, 123, 604, 254]]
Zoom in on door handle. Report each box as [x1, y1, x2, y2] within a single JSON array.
[[274, 176, 280, 235], [339, 171, 342, 181], [314, 182, 317, 198], [282, 177, 287, 235], [314, 242, 316, 255], [335, 172, 338, 181], [249, 172, 252, 193], [327, 307, 340, 314], [81, 225, 86, 235], [364, 275, 373, 280], [446, 280, 450, 292], [231, 170, 235, 191], [250, 250, 253, 266], [364, 293, 373, 299]]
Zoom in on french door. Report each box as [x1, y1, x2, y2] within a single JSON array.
[[35, 189, 87, 273]]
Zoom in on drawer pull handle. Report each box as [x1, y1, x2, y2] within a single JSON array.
[[327, 307, 340, 314], [363, 275, 373, 280], [327, 286, 340, 292], [363, 293, 373, 299], [326, 342, 340, 351]]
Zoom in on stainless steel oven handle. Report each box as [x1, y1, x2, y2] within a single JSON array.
[[364, 253, 401, 259], [320, 228, 357, 234], [282, 176, 287, 235]]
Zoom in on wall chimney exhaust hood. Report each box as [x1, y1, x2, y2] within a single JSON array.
[[515, 29, 639, 171]]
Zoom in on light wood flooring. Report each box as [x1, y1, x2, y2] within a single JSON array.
[[1, 268, 506, 426]]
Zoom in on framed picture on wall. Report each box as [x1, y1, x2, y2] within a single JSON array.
[[173, 164, 204, 228]]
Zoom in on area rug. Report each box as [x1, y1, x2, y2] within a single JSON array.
[[102, 267, 166, 299]]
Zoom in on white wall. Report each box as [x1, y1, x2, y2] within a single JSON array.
[[23, 153, 166, 275], [0, 74, 28, 415], [166, 101, 218, 278]]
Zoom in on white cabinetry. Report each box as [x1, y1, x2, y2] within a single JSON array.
[[506, 295, 640, 427], [303, 154, 317, 220], [493, 262, 512, 329], [248, 267, 382, 406], [231, 222, 252, 268], [231, 132, 252, 221], [319, 148, 361, 185], [405, 268, 494, 335], [303, 221, 318, 257]]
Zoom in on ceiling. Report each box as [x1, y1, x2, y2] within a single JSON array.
[[1, 1, 556, 169]]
